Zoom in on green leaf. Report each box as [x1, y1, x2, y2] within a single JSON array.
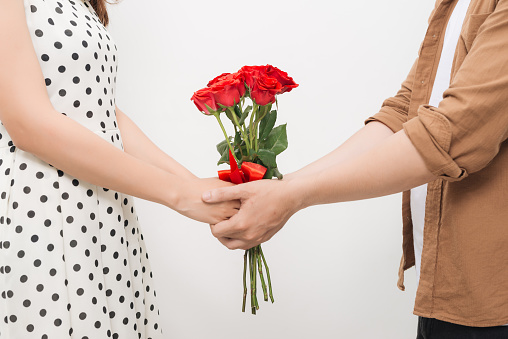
[[234, 105, 242, 118], [263, 168, 274, 180], [259, 110, 277, 141], [260, 124, 288, 155], [216, 138, 234, 165], [256, 149, 277, 168], [235, 144, 249, 164], [225, 109, 235, 122], [216, 139, 229, 156], [239, 105, 252, 125], [217, 146, 230, 165], [262, 167, 282, 180], [234, 131, 242, 147]]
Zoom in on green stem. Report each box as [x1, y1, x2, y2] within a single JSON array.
[[254, 121, 258, 152], [242, 250, 248, 313], [254, 108, 261, 152], [233, 125, 245, 159], [249, 249, 256, 314], [259, 245, 274, 303], [254, 105, 270, 152], [248, 103, 258, 150], [213, 112, 238, 164], [255, 105, 269, 126], [229, 107, 251, 153], [253, 247, 259, 310], [256, 245, 268, 301]]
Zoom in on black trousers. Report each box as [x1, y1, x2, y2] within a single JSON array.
[[417, 317, 508, 339]]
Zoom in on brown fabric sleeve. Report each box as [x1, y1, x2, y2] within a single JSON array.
[[365, 58, 418, 133], [365, 0, 442, 132], [403, 1, 508, 181]]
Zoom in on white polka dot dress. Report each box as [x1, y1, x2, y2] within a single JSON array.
[[0, 1, 162, 338]]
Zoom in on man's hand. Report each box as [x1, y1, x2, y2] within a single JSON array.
[[201, 126, 435, 251], [202, 179, 300, 250]]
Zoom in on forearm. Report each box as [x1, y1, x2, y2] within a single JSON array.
[[17, 108, 184, 208], [202, 122, 433, 250], [0, 0, 240, 226], [115, 105, 196, 180], [286, 121, 394, 180], [289, 129, 436, 209]]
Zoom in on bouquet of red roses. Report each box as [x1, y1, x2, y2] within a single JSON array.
[[191, 65, 298, 314]]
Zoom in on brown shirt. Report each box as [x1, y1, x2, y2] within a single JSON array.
[[366, 0, 508, 327]]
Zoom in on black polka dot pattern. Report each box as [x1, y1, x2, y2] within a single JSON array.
[[0, 0, 161, 338]]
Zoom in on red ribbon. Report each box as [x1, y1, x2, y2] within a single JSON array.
[[218, 150, 267, 184]]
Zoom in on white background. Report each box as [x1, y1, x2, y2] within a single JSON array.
[[108, 1, 435, 338]]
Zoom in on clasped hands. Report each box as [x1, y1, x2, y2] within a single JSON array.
[[201, 176, 301, 250]]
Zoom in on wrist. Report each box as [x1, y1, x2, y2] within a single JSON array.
[[177, 170, 198, 181], [284, 177, 308, 214], [162, 175, 190, 211], [283, 171, 298, 181]]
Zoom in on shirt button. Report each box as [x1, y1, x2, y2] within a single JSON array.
[[421, 80, 425, 84]]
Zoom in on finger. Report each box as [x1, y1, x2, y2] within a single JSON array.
[[210, 218, 236, 239], [230, 199, 241, 210], [213, 229, 261, 250], [210, 225, 234, 241], [223, 207, 239, 220], [210, 215, 251, 239], [220, 201, 241, 219], [217, 237, 248, 250], [202, 185, 244, 204]]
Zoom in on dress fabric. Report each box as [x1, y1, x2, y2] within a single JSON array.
[[0, 1, 162, 338]]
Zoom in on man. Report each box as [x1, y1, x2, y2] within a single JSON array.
[[202, 0, 508, 337]]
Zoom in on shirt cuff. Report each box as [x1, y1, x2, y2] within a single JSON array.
[[364, 111, 405, 133], [402, 105, 467, 181]]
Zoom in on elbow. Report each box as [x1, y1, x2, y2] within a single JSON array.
[[3, 119, 37, 153], [11, 130, 29, 152], [1, 103, 59, 153]]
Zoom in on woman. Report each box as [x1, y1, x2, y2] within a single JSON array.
[[0, 0, 239, 338]]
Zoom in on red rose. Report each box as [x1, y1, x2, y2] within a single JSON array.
[[240, 65, 266, 90], [191, 87, 218, 114], [240, 65, 266, 73], [209, 72, 246, 107], [207, 72, 231, 87], [210, 80, 241, 108], [250, 74, 282, 106], [229, 71, 247, 98], [264, 65, 298, 94]]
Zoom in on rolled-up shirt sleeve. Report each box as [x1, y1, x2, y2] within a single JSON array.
[[403, 1, 508, 182], [365, 1, 440, 133], [365, 58, 417, 133]]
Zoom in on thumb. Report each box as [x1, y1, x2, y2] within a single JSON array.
[[202, 185, 243, 203]]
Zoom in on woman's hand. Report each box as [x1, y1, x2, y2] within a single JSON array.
[[174, 177, 240, 224]]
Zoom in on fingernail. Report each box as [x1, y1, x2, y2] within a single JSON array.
[[202, 191, 211, 201]]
